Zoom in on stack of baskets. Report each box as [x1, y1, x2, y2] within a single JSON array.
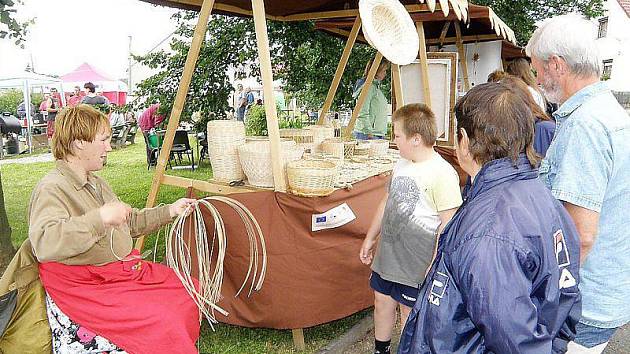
[[320, 138, 357, 160], [279, 128, 314, 152], [238, 139, 304, 188], [306, 125, 334, 152], [286, 159, 338, 197], [207, 120, 246, 182], [369, 140, 389, 157]]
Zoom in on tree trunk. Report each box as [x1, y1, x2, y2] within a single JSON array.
[[0, 171, 16, 273]]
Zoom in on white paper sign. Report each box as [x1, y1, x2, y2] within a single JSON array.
[[312, 203, 356, 232]]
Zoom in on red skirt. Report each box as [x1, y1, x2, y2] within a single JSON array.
[[46, 120, 55, 138], [39, 253, 200, 354]]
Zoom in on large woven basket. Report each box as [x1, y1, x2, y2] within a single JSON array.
[[306, 125, 334, 151], [280, 128, 314, 152], [238, 139, 304, 188], [369, 139, 389, 157], [207, 120, 246, 182], [287, 159, 338, 197]]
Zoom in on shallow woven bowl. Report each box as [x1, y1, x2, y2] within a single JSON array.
[[359, 0, 419, 65]]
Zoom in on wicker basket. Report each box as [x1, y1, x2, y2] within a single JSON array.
[[287, 159, 338, 197], [207, 120, 246, 182], [320, 138, 345, 160], [369, 140, 389, 157], [238, 140, 304, 188], [306, 125, 334, 151], [354, 141, 371, 156]]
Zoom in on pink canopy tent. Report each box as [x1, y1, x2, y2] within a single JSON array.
[[60, 63, 128, 105]]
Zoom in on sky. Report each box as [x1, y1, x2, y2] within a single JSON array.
[[0, 0, 179, 80]]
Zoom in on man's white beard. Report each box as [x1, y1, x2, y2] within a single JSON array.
[[541, 76, 563, 104]]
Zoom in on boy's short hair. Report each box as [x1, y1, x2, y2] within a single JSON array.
[[52, 104, 111, 160], [392, 103, 437, 146], [454, 82, 538, 167]]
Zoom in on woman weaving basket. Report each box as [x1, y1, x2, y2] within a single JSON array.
[[28, 104, 199, 353]]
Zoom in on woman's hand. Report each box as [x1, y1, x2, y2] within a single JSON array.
[[169, 198, 197, 218], [99, 202, 132, 228]]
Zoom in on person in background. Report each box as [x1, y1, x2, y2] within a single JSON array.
[[507, 58, 547, 111], [235, 84, 246, 121], [353, 59, 390, 140], [398, 83, 581, 354], [81, 82, 109, 106], [486, 69, 509, 83], [45, 90, 61, 147], [527, 14, 630, 353], [68, 86, 83, 107], [28, 104, 199, 353], [500, 76, 556, 157], [360, 104, 461, 354], [108, 104, 125, 127], [138, 103, 165, 134]]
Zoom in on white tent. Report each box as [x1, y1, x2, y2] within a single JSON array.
[[0, 71, 65, 153]]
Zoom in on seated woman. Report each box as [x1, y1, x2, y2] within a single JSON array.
[[28, 104, 199, 354]]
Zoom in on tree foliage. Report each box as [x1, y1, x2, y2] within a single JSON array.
[[474, 0, 604, 45], [0, 0, 33, 47], [132, 12, 377, 129]]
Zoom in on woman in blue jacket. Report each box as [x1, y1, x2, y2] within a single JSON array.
[[398, 83, 581, 354]]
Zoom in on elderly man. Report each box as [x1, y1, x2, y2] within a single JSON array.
[[526, 14, 630, 353]]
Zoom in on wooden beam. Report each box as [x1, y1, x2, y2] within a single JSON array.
[[426, 34, 504, 45], [281, 4, 439, 22], [438, 21, 451, 46], [391, 64, 404, 111], [135, 0, 215, 251], [318, 17, 361, 125], [454, 22, 471, 91], [417, 22, 432, 109], [292, 329, 305, 351], [251, 0, 286, 193], [343, 52, 383, 138], [161, 175, 259, 195]]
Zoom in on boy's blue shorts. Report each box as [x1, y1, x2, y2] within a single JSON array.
[[370, 271, 419, 308]]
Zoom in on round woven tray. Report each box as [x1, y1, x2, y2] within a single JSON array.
[[286, 159, 338, 197], [207, 120, 246, 182], [238, 140, 303, 188]]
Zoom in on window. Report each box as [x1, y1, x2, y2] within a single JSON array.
[[598, 17, 608, 38], [602, 59, 613, 80]]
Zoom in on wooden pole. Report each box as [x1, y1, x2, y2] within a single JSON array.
[[318, 16, 362, 125], [391, 64, 404, 110], [454, 22, 471, 91], [135, 0, 215, 251], [416, 22, 432, 109], [343, 52, 383, 138], [251, 0, 286, 193], [438, 21, 451, 46]]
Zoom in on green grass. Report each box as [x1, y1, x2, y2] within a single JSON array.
[[0, 135, 368, 353]]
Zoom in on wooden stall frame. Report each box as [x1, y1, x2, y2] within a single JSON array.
[[416, 21, 432, 109], [317, 16, 362, 125], [135, 0, 473, 349], [454, 21, 471, 91]]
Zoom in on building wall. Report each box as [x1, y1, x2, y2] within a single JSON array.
[[596, 0, 630, 92], [436, 40, 503, 94]]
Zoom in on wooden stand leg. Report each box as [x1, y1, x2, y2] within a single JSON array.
[[292, 328, 305, 350], [135, 0, 215, 251], [318, 17, 362, 125], [251, 0, 286, 192], [343, 52, 383, 138], [416, 22, 432, 109], [392, 64, 404, 111], [455, 22, 471, 91]]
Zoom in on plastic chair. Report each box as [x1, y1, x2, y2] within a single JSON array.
[[171, 130, 195, 170]]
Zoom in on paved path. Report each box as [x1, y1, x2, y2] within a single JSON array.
[[0, 153, 53, 165]]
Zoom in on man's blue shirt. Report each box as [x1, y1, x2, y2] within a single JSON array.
[[539, 81, 630, 328]]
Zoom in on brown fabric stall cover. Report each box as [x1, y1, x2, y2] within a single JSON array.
[[186, 174, 388, 329]]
